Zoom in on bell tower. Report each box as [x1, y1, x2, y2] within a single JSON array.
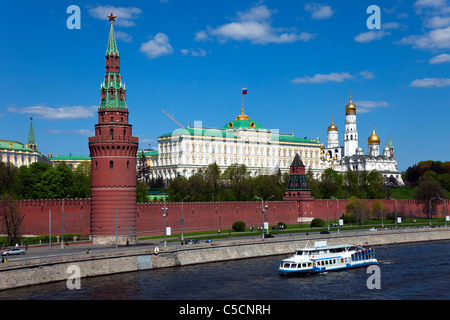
[[88, 13, 139, 245], [344, 93, 359, 157]]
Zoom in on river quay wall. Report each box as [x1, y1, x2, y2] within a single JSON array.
[[1, 228, 449, 291]]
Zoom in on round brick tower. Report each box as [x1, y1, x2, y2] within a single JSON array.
[[88, 13, 139, 245]]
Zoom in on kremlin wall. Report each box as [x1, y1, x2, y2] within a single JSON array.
[[17, 198, 448, 238]]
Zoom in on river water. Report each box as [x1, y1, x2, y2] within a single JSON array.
[[1, 240, 449, 301]]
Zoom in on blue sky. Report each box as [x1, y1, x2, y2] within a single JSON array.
[[1, 0, 449, 172]]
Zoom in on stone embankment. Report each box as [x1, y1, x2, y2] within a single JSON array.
[[1, 228, 449, 291]]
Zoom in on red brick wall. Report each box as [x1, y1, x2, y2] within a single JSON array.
[[17, 199, 91, 236], [9, 198, 449, 237]]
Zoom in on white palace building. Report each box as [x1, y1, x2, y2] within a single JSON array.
[[142, 105, 322, 184]]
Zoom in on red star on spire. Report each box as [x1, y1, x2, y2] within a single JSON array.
[[107, 12, 117, 23]]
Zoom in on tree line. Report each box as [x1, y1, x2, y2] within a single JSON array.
[[0, 161, 91, 200], [404, 160, 449, 201], [167, 163, 289, 202]]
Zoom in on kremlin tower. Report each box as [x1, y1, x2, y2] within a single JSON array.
[[283, 153, 314, 201], [88, 13, 139, 245]]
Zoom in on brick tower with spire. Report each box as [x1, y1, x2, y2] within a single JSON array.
[[88, 13, 139, 245]]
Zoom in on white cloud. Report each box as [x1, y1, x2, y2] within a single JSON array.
[[140, 33, 174, 59], [291, 72, 353, 84], [115, 31, 132, 43], [354, 30, 391, 43], [359, 71, 375, 79], [354, 100, 389, 113], [304, 3, 334, 20], [414, 0, 447, 9], [8, 105, 97, 120], [194, 30, 209, 41], [424, 15, 450, 28], [181, 48, 207, 57], [398, 26, 450, 49], [87, 5, 142, 27], [196, 5, 315, 45], [49, 129, 94, 136], [410, 77, 450, 87], [429, 53, 450, 63], [73, 129, 95, 136]]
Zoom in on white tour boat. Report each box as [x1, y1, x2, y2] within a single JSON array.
[[278, 241, 377, 275]]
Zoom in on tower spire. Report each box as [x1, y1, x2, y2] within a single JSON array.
[[28, 117, 36, 150], [100, 12, 126, 111], [106, 13, 119, 56]]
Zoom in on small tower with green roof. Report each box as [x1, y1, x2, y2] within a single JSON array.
[[27, 117, 37, 151]]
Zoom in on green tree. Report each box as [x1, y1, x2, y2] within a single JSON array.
[[343, 170, 360, 198], [306, 168, 322, 199], [167, 176, 190, 202], [253, 174, 284, 201], [136, 180, 149, 203], [371, 200, 386, 221], [222, 164, 251, 201], [40, 163, 75, 198], [0, 162, 18, 196], [318, 168, 344, 199], [202, 163, 223, 201], [345, 196, 370, 222]]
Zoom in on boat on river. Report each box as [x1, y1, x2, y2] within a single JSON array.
[[278, 241, 377, 275]]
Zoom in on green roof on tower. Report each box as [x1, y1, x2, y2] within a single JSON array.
[[98, 13, 128, 111], [28, 117, 36, 146], [106, 14, 119, 56]]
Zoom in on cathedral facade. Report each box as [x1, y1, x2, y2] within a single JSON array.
[[320, 95, 404, 186]]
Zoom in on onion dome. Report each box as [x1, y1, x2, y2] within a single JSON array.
[[367, 128, 380, 145], [345, 96, 356, 115], [327, 117, 338, 131]]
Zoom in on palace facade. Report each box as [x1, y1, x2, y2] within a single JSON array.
[[141, 107, 322, 184]]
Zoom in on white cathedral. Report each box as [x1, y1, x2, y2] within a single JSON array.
[[320, 95, 404, 186]]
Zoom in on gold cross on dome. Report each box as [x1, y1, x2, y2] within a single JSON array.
[[107, 12, 117, 23]]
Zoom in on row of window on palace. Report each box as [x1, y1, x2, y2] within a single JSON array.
[[159, 143, 320, 159]]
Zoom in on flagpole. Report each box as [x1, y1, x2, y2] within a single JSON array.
[[241, 87, 244, 113]]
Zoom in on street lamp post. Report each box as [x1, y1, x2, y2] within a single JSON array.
[[254, 196, 264, 239], [49, 209, 52, 249], [162, 199, 168, 247], [387, 197, 398, 229], [265, 195, 274, 235], [326, 199, 329, 231], [331, 196, 339, 233], [181, 195, 189, 242], [61, 196, 69, 249], [430, 197, 438, 226], [437, 197, 447, 227]]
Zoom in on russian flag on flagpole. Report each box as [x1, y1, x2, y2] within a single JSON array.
[[242, 88, 248, 94]]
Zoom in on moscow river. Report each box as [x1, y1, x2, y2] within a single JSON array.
[[0, 240, 449, 301]]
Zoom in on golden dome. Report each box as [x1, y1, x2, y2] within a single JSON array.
[[236, 107, 250, 121], [367, 128, 380, 145], [327, 117, 338, 131], [345, 97, 356, 115]]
